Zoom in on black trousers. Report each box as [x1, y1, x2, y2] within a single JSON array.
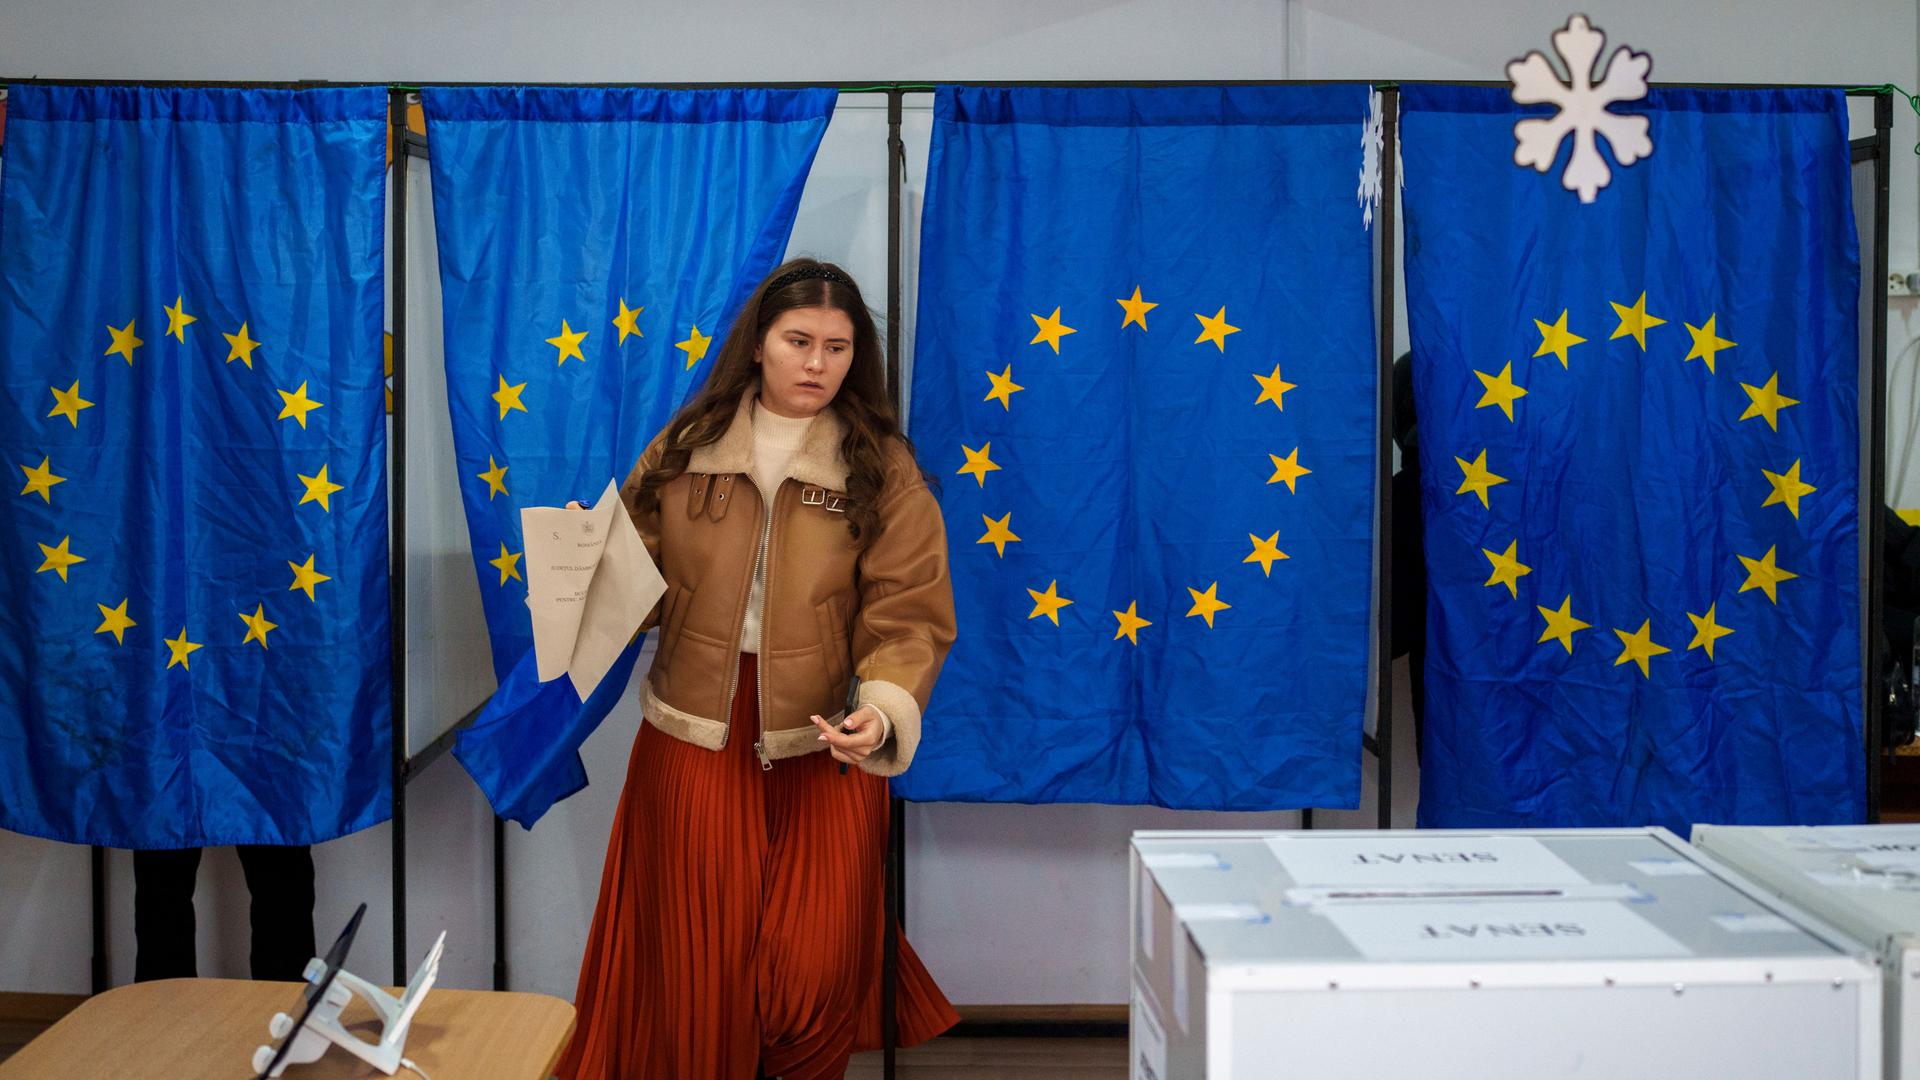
[[131, 845, 316, 982]]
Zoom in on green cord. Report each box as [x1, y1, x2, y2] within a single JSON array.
[[1846, 84, 1920, 156]]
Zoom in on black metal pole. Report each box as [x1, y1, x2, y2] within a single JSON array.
[[388, 87, 412, 984], [89, 846, 106, 993], [882, 85, 905, 1080], [1866, 92, 1892, 822], [494, 815, 508, 990], [1375, 86, 1399, 830]]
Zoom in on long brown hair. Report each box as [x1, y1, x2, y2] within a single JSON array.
[[630, 257, 915, 544]]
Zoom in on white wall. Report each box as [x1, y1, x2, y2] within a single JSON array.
[[2, 0, 1916, 1007]]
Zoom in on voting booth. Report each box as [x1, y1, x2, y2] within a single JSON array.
[[1130, 828, 1881, 1080], [1694, 824, 1920, 1080]]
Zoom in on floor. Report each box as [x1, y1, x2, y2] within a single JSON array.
[[847, 1037, 1127, 1079]]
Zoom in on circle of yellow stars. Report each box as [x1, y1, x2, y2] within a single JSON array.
[[25, 296, 360, 672], [470, 294, 714, 596], [968, 288, 1309, 646], [1455, 294, 1812, 679]]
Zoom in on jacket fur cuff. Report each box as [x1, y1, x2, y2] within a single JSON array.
[[854, 679, 920, 777]]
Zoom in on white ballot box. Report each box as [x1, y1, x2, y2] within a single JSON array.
[[1129, 827, 1879, 1080], [1694, 823, 1920, 1080]]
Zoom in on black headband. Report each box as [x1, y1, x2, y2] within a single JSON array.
[[764, 265, 854, 295]]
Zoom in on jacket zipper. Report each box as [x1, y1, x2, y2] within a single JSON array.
[[751, 484, 779, 770], [718, 476, 780, 770]]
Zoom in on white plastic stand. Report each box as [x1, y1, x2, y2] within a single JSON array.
[[251, 931, 446, 1078]]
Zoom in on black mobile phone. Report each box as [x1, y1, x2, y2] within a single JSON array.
[[838, 674, 862, 775]]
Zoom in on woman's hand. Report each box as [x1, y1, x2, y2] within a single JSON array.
[[812, 706, 884, 766]]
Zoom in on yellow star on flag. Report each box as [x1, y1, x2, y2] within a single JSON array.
[[1117, 287, 1158, 331], [224, 322, 261, 368], [277, 381, 324, 428], [489, 542, 523, 585], [1243, 531, 1289, 576], [95, 598, 136, 645], [1473, 362, 1528, 421], [1612, 619, 1671, 678], [1686, 603, 1735, 660], [36, 536, 85, 582], [1532, 309, 1586, 368], [1185, 582, 1231, 628], [676, 325, 712, 369], [547, 319, 589, 365], [164, 296, 197, 342], [1608, 292, 1666, 350], [165, 627, 203, 670], [48, 381, 94, 427], [977, 512, 1020, 557], [1535, 595, 1591, 654], [19, 457, 66, 503], [297, 463, 345, 511], [288, 554, 332, 601], [611, 299, 645, 344], [105, 319, 144, 365], [1026, 580, 1074, 626], [1029, 307, 1076, 354], [1481, 540, 1533, 597], [238, 604, 279, 649], [1266, 448, 1312, 493], [1736, 545, 1799, 604], [1738, 373, 1799, 432], [1682, 315, 1736, 373], [1454, 449, 1507, 508], [1193, 307, 1240, 352], [1252, 365, 1296, 411], [1761, 459, 1816, 519], [1112, 601, 1152, 645], [957, 443, 1001, 487], [984, 365, 1024, 410], [478, 455, 509, 500], [493, 374, 529, 420]]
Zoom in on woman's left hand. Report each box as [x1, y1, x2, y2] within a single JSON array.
[[812, 706, 884, 766]]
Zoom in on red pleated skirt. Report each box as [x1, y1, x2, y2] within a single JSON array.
[[555, 653, 960, 1080]]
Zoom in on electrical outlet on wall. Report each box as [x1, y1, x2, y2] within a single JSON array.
[[1892, 271, 1920, 297]]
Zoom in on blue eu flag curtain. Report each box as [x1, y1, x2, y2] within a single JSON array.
[[0, 86, 392, 848], [1402, 86, 1863, 831], [426, 87, 835, 826], [893, 86, 1378, 811]]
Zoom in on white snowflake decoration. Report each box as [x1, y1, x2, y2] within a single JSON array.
[[1508, 14, 1653, 203], [1359, 88, 1384, 229]]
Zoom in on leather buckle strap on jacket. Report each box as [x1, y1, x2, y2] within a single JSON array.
[[688, 473, 737, 522], [619, 385, 956, 777], [800, 485, 848, 513]]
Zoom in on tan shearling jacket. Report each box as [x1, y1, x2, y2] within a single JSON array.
[[619, 389, 955, 776]]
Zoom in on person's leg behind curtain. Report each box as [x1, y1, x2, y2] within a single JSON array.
[[133, 847, 203, 982], [236, 844, 316, 981]]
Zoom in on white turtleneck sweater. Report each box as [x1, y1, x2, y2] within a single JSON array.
[[740, 397, 889, 742], [740, 398, 813, 655]]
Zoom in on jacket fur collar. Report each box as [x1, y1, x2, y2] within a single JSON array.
[[685, 384, 851, 493]]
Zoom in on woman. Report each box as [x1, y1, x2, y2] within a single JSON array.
[[557, 258, 960, 1080]]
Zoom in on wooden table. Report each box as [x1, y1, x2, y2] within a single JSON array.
[[0, 978, 575, 1079]]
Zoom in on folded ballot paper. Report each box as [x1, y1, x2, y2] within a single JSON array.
[[520, 479, 666, 700]]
